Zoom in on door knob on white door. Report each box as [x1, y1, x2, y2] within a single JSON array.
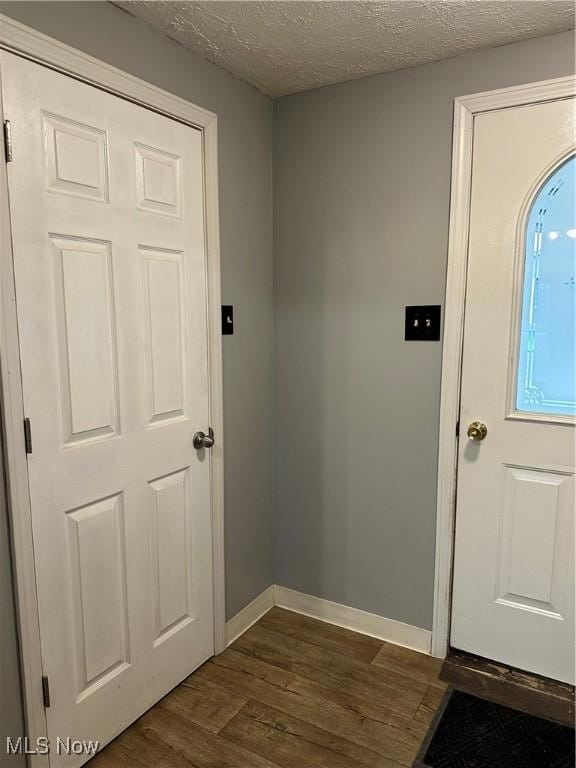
[[467, 421, 488, 442], [193, 427, 215, 449]]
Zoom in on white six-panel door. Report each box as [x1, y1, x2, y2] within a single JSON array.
[[1, 51, 214, 763], [451, 96, 575, 684]]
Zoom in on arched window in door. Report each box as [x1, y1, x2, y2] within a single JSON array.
[[516, 155, 575, 416]]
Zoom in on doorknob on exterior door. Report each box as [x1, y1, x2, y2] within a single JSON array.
[[467, 421, 488, 442], [193, 427, 215, 449]]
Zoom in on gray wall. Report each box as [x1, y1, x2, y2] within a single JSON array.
[[0, 460, 25, 766], [273, 30, 575, 630], [0, 1, 275, 620]]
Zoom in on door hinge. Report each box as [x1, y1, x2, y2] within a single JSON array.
[[23, 417, 32, 454], [3, 120, 13, 163], [41, 676, 51, 708], [455, 420, 460, 437]]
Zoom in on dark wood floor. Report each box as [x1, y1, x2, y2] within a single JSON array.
[[91, 607, 447, 768]]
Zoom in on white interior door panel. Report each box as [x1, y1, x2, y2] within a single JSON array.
[[1, 50, 214, 764]]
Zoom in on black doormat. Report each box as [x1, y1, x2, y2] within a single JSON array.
[[414, 688, 575, 768]]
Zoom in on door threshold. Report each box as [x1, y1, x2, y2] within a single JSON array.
[[440, 649, 574, 727]]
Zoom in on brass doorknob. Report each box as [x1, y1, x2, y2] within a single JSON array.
[[467, 421, 487, 442]]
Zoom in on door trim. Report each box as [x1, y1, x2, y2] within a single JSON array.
[[431, 74, 576, 659], [0, 15, 226, 758]]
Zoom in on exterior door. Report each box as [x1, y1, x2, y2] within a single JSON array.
[[451, 95, 575, 684], [1, 51, 214, 763]]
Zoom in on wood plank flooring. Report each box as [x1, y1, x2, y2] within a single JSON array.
[[91, 608, 446, 768]]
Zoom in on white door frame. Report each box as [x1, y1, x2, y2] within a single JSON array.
[[0, 15, 226, 759], [431, 74, 576, 659]]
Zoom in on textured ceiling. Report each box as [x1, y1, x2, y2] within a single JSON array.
[[117, 1, 575, 98]]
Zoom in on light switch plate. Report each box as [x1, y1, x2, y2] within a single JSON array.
[[222, 305, 234, 335], [405, 305, 441, 341]]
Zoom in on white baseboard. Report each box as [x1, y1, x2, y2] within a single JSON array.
[[225, 585, 275, 646], [274, 585, 432, 654], [224, 583, 432, 654]]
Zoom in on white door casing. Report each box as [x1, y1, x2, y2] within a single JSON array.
[[1, 50, 219, 763], [450, 96, 575, 684]]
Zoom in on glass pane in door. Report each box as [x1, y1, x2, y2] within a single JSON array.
[[516, 155, 576, 416]]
